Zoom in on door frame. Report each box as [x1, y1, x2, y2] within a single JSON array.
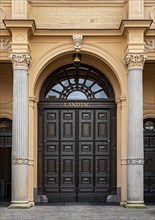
[[37, 100, 117, 202]]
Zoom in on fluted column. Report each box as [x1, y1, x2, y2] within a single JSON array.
[[9, 53, 32, 208], [124, 53, 147, 208]]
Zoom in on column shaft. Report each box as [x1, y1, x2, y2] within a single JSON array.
[[9, 53, 32, 208], [126, 68, 145, 207]]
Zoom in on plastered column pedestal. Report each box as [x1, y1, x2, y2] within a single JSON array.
[[124, 54, 147, 208], [9, 54, 32, 208]]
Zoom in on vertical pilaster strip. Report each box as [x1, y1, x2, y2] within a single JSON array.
[[9, 53, 32, 208], [124, 53, 147, 208]]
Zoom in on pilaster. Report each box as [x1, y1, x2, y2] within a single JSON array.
[[29, 96, 38, 206], [117, 96, 127, 204], [128, 0, 144, 19], [12, 0, 29, 19]]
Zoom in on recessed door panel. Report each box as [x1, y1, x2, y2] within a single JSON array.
[[95, 110, 110, 141], [61, 110, 75, 141], [44, 110, 59, 141], [79, 110, 94, 141]]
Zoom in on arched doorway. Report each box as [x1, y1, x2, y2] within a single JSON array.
[[38, 64, 117, 202], [143, 118, 155, 203], [0, 118, 12, 201]]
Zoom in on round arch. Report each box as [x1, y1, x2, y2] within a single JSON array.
[[30, 42, 126, 101]]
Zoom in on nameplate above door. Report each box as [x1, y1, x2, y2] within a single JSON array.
[[64, 102, 91, 107]]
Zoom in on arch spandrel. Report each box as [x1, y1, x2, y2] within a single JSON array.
[[30, 42, 126, 101]]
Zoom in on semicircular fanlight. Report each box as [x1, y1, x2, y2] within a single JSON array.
[[40, 64, 115, 101]]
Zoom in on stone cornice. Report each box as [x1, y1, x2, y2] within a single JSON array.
[[124, 53, 147, 70], [119, 19, 153, 35], [3, 20, 36, 35], [1, 19, 154, 37], [9, 53, 32, 70]]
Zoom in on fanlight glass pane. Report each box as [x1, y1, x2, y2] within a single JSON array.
[[79, 78, 84, 84], [91, 84, 102, 92], [52, 84, 63, 92], [85, 80, 93, 87], [62, 80, 69, 87], [46, 90, 59, 99], [67, 91, 88, 100], [95, 91, 108, 99]]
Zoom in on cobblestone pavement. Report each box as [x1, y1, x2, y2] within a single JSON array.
[[0, 203, 155, 220]]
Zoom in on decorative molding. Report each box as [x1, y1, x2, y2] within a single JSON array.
[[0, 39, 11, 50], [150, 6, 155, 23], [130, 33, 143, 43], [145, 39, 155, 50], [29, 96, 38, 109], [72, 35, 83, 52], [124, 53, 147, 70], [0, 6, 6, 24], [9, 53, 32, 70], [12, 158, 29, 165], [126, 158, 144, 165]]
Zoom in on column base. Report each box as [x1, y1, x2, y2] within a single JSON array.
[[8, 202, 33, 209], [123, 202, 147, 208]]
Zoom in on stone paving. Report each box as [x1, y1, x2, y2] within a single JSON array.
[[0, 203, 155, 220]]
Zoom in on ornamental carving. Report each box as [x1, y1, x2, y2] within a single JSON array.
[[145, 39, 155, 50], [12, 158, 29, 165], [0, 39, 11, 50], [124, 54, 147, 70], [127, 158, 144, 165], [72, 35, 83, 52], [9, 53, 32, 70]]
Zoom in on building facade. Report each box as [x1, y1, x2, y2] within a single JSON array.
[[0, 0, 155, 208]]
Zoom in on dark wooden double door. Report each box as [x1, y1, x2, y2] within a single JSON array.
[[42, 107, 116, 202], [144, 133, 155, 203]]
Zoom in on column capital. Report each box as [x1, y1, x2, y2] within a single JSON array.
[[124, 53, 147, 70], [9, 53, 32, 70]]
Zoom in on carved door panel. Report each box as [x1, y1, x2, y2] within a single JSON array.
[[144, 135, 155, 203], [95, 110, 110, 199], [60, 110, 76, 201], [78, 110, 94, 201], [44, 110, 60, 200]]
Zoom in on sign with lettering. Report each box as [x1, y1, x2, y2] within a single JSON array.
[[64, 102, 90, 107], [30, 6, 123, 29]]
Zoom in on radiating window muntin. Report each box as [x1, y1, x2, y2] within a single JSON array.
[[41, 64, 114, 101]]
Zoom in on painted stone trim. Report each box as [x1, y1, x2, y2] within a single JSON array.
[[124, 53, 147, 70], [127, 158, 144, 165], [12, 158, 29, 165], [145, 39, 155, 50], [9, 53, 32, 70], [72, 35, 83, 52]]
